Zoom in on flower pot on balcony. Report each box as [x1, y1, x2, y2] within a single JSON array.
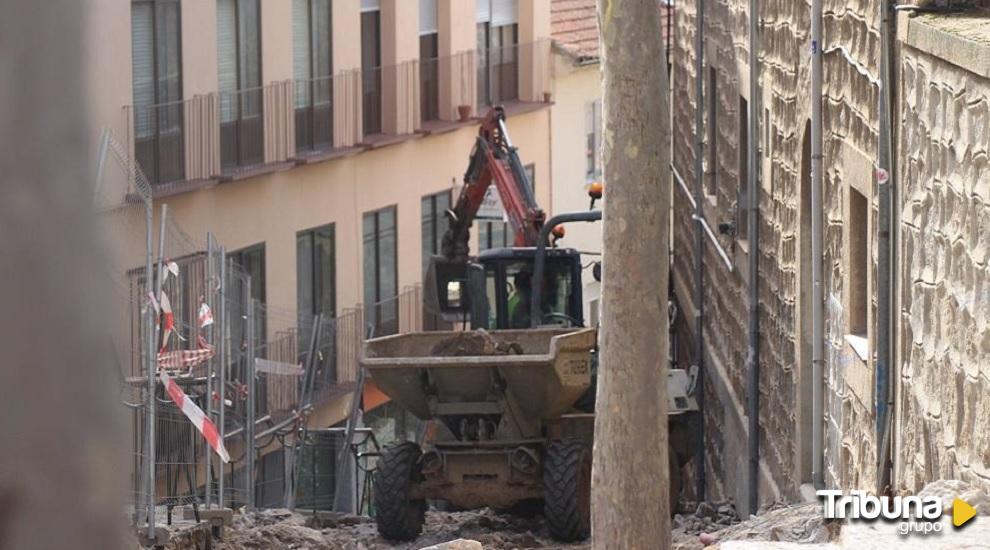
[[543, 92, 553, 103], [457, 104, 472, 122]]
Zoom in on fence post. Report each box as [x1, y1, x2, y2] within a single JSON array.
[[246, 293, 256, 510], [147, 204, 168, 539], [218, 250, 227, 507], [205, 233, 215, 508]]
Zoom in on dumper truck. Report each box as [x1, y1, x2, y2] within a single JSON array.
[[361, 107, 700, 542]]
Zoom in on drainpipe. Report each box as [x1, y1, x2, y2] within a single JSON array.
[[692, 0, 708, 501], [875, 0, 897, 493], [745, 0, 761, 515], [810, 0, 826, 489]]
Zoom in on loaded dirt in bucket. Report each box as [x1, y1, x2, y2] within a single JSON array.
[[429, 329, 523, 357]]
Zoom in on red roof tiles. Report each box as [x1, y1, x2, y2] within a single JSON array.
[[551, 0, 675, 63]]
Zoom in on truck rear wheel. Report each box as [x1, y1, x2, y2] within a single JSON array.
[[374, 442, 426, 541], [543, 439, 591, 542]]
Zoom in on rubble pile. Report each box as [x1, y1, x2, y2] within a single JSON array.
[[699, 501, 839, 547], [212, 508, 589, 550]]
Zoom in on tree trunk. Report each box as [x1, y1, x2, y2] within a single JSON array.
[[592, 1, 672, 548], [0, 1, 127, 548]]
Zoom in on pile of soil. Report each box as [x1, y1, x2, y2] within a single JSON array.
[[430, 330, 523, 357], [213, 508, 588, 550]]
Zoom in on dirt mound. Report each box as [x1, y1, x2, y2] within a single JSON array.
[[212, 508, 588, 550], [703, 501, 839, 546], [430, 330, 523, 357]]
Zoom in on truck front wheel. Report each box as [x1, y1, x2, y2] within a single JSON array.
[[543, 439, 591, 542], [374, 442, 426, 541]]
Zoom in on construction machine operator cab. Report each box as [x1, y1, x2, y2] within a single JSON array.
[[428, 247, 584, 330]]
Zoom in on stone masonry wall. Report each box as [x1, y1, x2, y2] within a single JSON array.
[[897, 31, 990, 492], [820, 0, 883, 491], [671, 0, 891, 506], [671, 0, 820, 508]]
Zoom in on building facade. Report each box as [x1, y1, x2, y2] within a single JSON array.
[[671, 0, 990, 513], [91, 0, 555, 343], [89, 0, 561, 510]]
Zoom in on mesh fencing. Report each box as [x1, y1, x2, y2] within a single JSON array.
[[97, 128, 446, 531]]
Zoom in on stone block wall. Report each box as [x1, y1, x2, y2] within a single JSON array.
[[897, 17, 990, 492], [670, 0, 895, 508]]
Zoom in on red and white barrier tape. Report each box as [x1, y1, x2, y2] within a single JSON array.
[[159, 372, 230, 463]]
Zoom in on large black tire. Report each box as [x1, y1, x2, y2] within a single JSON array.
[[373, 442, 426, 541], [543, 439, 592, 542]]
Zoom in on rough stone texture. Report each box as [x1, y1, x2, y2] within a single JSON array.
[[670, 0, 914, 506], [897, 32, 990, 493], [672, 0, 821, 507]]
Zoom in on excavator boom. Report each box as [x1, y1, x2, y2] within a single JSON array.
[[440, 106, 545, 261]]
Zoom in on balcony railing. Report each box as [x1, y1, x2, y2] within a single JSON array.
[[123, 42, 550, 192], [420, 55, 440, 123], [219, 85, 265, 170], [124, 94, 220, 187], [362, 65, 383, 136], [130, 99, 185, 185], [294, 75, 335, 152], [478, 42, 519, 107]]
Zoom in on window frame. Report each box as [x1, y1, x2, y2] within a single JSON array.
[[421, 190, 451, 276], [585, 100, 602, 183], [361, 8, 383, 135], [131, 0, 185, 185], [293, 0, 334, 152], [363, 206, 398, 334], [218, 0, 264, 169], [296, 224, 336, 318]]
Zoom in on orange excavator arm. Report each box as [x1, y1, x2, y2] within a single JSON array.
[[440, 106, 546, 261]]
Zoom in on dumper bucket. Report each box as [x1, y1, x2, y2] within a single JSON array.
[[361, 328, 596, 426]]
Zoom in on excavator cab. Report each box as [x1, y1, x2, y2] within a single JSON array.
[[477, 247, 584, 329], [426, 247, 585, 330]]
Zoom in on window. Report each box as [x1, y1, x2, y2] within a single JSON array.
[[586, 100, 602, 182], [479, 221, 513, 251], [503, 259, 573, 328], [477, 0, 519, 107], [297, 224, 336, 318], [847, 188, 868, 338], [736, 95, 749, 243], [420, 0, 440, 122], [706, 66, 718, 199], [361, 2, 382, 135], [525, 163, 535, 193], [363, 207, 397, 335], [229, 244, 266, 381], [294, 0, 333, 152], [218, 0, 263, 169], [230, 244, 267, 304], [421, 191, 451, 275], [131, 0, 183, 185]]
